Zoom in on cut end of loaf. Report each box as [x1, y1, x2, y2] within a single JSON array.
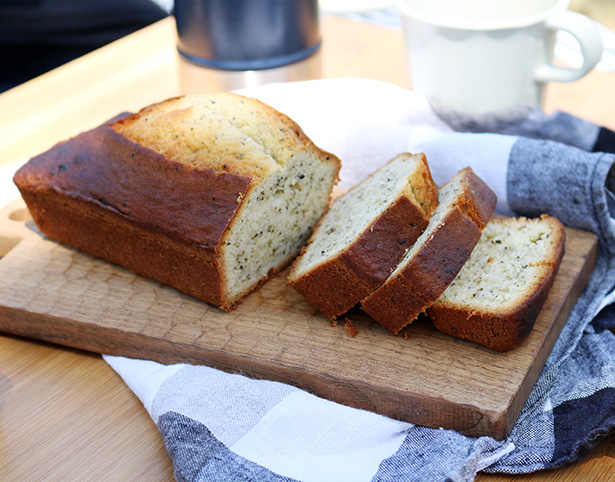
[[428, 215, 566, 351], [437, 215, 565, 310], [221, 151, 340, 309]]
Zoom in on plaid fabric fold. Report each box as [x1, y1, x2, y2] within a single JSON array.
[[105, 78, 615, 481]]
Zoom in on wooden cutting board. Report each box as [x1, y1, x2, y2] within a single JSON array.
[[0, 197, 598, 440]]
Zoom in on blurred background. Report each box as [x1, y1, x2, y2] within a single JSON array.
[[570, 0, 615, 30], [0, 0, 613, 93]]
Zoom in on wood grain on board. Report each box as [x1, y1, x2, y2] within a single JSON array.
[[0, 197, 598, 439]]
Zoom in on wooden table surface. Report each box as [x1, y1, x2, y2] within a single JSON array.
[[1, 14, 614, 481]]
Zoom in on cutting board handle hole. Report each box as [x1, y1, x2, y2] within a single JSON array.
[[9, 208, 32, 222]]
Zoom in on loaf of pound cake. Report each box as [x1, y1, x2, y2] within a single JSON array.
[[361, 167, 497, 335], [427, 215, 566, 351], [288, 152, 438, 318], [13, 93, 341, 310]]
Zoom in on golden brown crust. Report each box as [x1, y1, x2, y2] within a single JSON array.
[[460, 168, 498, 230], [289, 194, 432, 318], [13, 121, 253, 309], [427, 280, 552, 352], [18, 122, 253, 245], [410, 154, 439, 218], [111, 93, 337, 183], [361, 167, 497, 335], [20, 189, 229, 307], [361, 209, 483, 334]]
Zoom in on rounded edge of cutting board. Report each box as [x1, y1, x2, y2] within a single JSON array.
[[0, 197, 37, 256]]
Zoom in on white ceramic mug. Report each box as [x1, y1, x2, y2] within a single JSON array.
[[397, 0, 603, 112]]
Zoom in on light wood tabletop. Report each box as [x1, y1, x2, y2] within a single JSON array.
[[0, 14, 614, 481]]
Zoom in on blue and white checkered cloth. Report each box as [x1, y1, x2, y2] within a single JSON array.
[[105, 78, 615, 481]]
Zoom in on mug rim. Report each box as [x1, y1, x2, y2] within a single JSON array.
[[396, 0, 570, 30]]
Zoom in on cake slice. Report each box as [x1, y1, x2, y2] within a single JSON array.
[[13, 93, 340, 311], [288, 152, 438, 318], [361, 167, 497, 335], [427, 215, 566, 351]]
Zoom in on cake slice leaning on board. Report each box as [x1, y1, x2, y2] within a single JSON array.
[[13, 93, 341, 311], [427, 215, 566, 351], [287, 152, 438, 319], [361, 167, 497, 335]]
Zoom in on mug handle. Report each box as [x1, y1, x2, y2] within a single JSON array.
[[535, 10, 603, 83]]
